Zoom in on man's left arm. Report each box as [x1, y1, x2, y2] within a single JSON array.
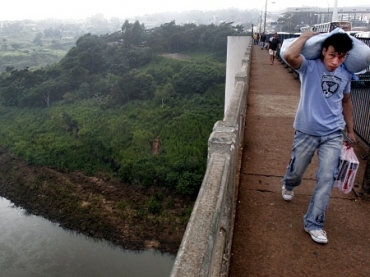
[[342, 93, 357, 142]]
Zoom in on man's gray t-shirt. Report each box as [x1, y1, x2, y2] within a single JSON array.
[[294, 56, 352, 136]]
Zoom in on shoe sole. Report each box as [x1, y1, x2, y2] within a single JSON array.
[[305, 229, 328, 244], [282, 187, 294, 201], [282, 195, 293, 201]]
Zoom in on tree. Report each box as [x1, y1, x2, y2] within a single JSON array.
[[112, 69, 155, 104], [173, 63, 224, 95], [131, 20, 145, 46], [5, 66, 14, 73], [11, 42, 21, 50], [154, 83, 176, 107], [33, 32, 43, 46], [121, 20, 133, 49], [60, 33, 104, 75], [121, 20, 146, 49]]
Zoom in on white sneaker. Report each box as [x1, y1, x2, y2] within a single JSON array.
[[305, 228, 328, 244], [282, 186, 294, 201]]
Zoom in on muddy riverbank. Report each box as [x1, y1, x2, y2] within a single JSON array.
[[0, 148, 193, 255]]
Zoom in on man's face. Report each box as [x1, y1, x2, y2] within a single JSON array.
[[322, 46, 347, 72]]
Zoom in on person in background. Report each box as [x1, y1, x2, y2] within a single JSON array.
[[260, 32, 266, 50], [253, 33, 258, 45], [282, 32, 356, 244], [267, 33, 281, 65]]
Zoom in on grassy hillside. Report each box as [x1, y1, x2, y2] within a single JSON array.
[[0, 29, 76, 72], [0, 20, 243, 253], [0, 20, 243, 196]]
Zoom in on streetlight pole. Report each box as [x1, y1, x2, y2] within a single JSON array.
[[332, 0, 338, 21], [326, 0, 330, 23], [263, 0, 268, 33], [259, 10, 263, 34], [263, 1, 275, 34]]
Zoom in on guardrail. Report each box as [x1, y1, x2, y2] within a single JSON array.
[[351, 79, 370, 193], [170, 36, 252, 277], [351, 79, 370, 146]]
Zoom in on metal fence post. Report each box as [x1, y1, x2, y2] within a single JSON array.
[[362, 150, 370, 194]]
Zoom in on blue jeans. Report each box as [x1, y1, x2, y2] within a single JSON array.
[[282, 130, 343, 230]]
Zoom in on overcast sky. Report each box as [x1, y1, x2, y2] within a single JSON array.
[[1, 0, 370, 20]]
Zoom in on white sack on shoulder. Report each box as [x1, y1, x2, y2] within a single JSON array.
[[280, 29, 340, 63], [279, 28, 370, 73], [279, 38, 295, 65], [344, 36, 370, 73], [300, 29, 341, 59]]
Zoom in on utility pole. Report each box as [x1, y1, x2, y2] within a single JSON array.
[[326, 0, 330, 22], [259, 10, 262, 34], [332, 0, 338, 21], [263, 0, 267, 33]]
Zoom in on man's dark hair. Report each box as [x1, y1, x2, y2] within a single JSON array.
[[321, 33, 353, 54]]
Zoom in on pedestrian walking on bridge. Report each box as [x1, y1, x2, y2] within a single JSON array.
[[260, 32, 266, 50], [281, 32, 356, 244], [267, 33, 281, 65]]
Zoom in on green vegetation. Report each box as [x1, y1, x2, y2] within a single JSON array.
[[0, 25, 76, 72], [0, 20, 244, 197]]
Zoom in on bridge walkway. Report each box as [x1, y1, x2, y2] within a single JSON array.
[[228, 43, 370, 277]]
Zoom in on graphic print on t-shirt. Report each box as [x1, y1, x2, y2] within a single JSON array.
[[321, 74, 341, 98]]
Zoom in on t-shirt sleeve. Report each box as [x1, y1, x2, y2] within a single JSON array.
[[344, 79, 351, 94], [296, 54, 308, 72]]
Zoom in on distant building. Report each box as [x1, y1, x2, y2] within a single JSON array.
[[279, 6, 370, 26]]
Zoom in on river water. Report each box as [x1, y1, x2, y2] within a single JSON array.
[[0, 197, 175, 277]]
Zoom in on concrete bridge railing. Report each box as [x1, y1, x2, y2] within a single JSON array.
[[170, 36, 252, 277]]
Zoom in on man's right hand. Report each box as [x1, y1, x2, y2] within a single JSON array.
[[300, 31, 318, 39]]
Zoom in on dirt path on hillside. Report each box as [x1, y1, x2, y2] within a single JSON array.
[[161, 53, 192, 61]]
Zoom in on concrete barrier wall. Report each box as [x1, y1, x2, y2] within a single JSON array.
[[225, 36, 251, 115], [170, 36, 252, 277]]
